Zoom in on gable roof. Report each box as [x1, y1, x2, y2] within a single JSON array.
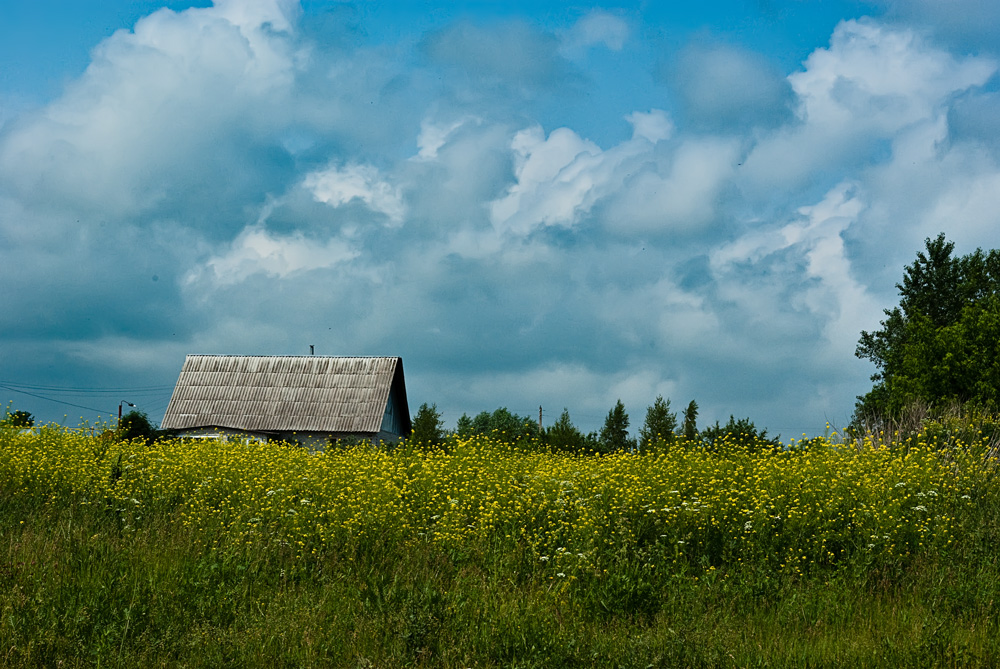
[[161, 355, 410, 435]]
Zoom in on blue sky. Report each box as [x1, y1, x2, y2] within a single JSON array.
[[1, 0, 999, 438]]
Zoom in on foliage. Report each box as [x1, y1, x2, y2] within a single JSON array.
[[682, 399, 699, 441], [2, 423, 1000, 665], [461, 406, 538, 443], [543, 408, 596, 453], [1, 408, 34, 428], [598, 399, 635, 453], [856, 233, 1000, 419], [117, 409, 155, 444], [409, 402, 445, 447], [455, 412, 474, 436], [638, 395, 677, 451], [700, 415, 781, 453]]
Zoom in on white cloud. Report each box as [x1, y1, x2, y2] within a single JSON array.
[[489, 112, 728, 237], [303, 163, 406, 225], [193, 225, 358, 285], [560, 10, 629, 56], [711, 182, 880, 354], [0, 0, 301, 218], [6, 4, 1000, 439], [626, 109, 673, 143], [607, 137, 739, 233], [414, 116, 481, 161], [489, 125, 604, 234], [742, 19, 996, 192], [791, 20, 994, 131], [213, 0, 300, 34]]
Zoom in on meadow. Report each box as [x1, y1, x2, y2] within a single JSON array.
[[1, 422, 999, 667]]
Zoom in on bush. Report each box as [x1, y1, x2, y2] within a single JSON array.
[[117, 410, 155, 444], [700, 415, 781, 454], [1, 409, 34, 428]]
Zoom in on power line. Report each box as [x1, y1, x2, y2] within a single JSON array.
[[0, 384, 108, 414], [0, 380, 175, 394]]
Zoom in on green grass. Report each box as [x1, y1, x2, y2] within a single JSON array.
[[2, 427, 999, 667]]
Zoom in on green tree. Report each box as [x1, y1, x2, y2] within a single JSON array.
[[638, 395, 677, 451], [544, 408, 589, 453], [681, 400, 699, 442], [701, 415, 780, 453], [856, 234, 1000, 418], [117, 410, 155, 444], [599, 400, 635, 453], [409, 403, 445, 447], [455, 413, 474, 437], [468, 407, 538, 443]]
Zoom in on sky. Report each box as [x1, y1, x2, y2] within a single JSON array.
[[1, 0, 999, 439]]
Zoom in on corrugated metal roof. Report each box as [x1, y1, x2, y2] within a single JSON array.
[[161, 355, 406, 434]]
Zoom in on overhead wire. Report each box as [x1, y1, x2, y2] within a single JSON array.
[[0, 384, 109, 414], [0, 380, 176, 417]]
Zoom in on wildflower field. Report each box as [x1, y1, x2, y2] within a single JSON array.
[[2, 424, 999, 667]]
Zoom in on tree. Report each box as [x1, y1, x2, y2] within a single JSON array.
[[599, 400, 635, 453], [455, 413, 474, 437], [856, 234, 1000, 418], [638, 395, 677, 451], [467, 407, 538, 443], [409, 403, 445, 447], [681, 400, 699, 442], [701, 416, 780, 453], [544, 408, 590, 453], [1, 409, 34, 428], [117, 410, 155, 444]]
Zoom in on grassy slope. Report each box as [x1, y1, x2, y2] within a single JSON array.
[[2, 431, 999, 667]]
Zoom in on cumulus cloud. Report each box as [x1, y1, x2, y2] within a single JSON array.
[[741, 19, 996, 195], [712, 183, 879, 353], [192, 225, 358, 286], [5, 2, 1000, 438], [0, 1, 301, 222], [303, 163, 406, 226], [489, 111, 735, 237]]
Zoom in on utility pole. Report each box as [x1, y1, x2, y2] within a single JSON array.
[[538, 405, 543, 435]]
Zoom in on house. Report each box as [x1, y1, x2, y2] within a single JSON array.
[[160, 355, 411, 448]]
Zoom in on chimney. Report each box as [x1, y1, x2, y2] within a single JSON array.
[[310, 345, 314, 355]]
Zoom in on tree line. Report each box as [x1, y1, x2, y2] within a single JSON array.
[[409, 397, 779, 453]]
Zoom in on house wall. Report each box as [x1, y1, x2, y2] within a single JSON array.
[[173, 427, 270, 443], [172, 427, 396, 451]]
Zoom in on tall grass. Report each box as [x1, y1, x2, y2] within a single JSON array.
[[1, 423, 999, 667]]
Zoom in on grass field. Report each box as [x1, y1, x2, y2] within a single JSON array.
[[2, 423, 999, 667]]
